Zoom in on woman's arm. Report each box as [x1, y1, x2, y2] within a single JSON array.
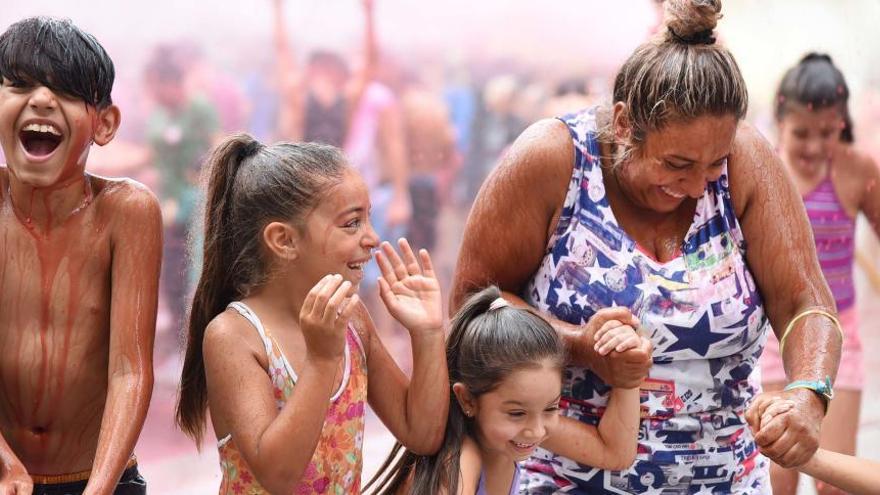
[[730, 122, 839, 468], [450, 119, 651, 388], [366, 240, 448, 454]]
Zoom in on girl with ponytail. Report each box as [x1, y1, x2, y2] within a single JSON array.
[[366, 286, 644, 494], [175, 134, 448, 494], [761, 53, 880, 495]]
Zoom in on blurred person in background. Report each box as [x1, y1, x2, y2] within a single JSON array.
[[463, 74, 526, 205], [761, 53, 880, 495], [143, 44, 220, 338], [273, 0, 412, 346], [543, 77, 594, 120]]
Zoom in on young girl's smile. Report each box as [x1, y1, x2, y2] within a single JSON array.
[[777, 104, 842, 177], [464, 359, 562, 462], [296, 168, 379, 293]]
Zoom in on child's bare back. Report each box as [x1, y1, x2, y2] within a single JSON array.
[[0, 168, 161, 476]]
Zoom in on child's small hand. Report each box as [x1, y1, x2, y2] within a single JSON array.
[[759, 398, 796, 431], [593, 320, 641, 356], [299, 274, 358, 362], [375, 239, 443, 335]]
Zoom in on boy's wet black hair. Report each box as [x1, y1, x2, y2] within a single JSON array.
[[0, 17, 115, 108]]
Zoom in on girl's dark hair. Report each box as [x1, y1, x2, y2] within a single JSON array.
[[600, 0, 748, 160], [774, 52, 854, 143], [176, 133, 348, 444], [0, 17, 115, 108], [365, 286, 566, 494]]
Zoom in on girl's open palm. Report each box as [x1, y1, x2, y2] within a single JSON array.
[[375, 239, 442, 334]]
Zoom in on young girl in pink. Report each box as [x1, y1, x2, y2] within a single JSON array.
[[175, 135, 448, 494]]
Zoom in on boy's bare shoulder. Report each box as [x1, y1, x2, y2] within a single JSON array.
[[91, 176, 162, 234], [93, 176, 160, 213]]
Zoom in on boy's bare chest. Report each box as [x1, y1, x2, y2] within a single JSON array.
[[0, 208, 113, 341]]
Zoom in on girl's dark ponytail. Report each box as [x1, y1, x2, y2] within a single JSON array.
[[176, 134, 262, 445]]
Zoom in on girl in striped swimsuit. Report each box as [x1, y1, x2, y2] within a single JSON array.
[[761, 53, 880, 495]]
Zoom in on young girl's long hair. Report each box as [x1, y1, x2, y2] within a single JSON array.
[[175, 133, 348, 444], [775, 52, 854, 143], [365, 286, 566, 494]]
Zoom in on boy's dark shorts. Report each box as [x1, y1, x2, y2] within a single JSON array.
[[33, 465, 146, 495]]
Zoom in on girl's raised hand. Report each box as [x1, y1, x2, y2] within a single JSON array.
[[593, 319, 643, 356], [299, 274, 359, 362], [375, 239, 443, 334]]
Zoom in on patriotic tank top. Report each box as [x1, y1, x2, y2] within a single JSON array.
[[521, 109, 771, 494], [217, 302, 368, 494], [804, 177, 855, 311]]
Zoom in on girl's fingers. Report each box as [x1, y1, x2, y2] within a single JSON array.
[[615, 334, 642, 353], [302, 274, 333, 318], [323, 280, 352, 323], [419, 249, 436, 279], [593, 319, 623, 342], [397, 238, 421, 275], [381, 241, 409, 281], [375, 250, 398, 284], [337, 294, 360, 326]]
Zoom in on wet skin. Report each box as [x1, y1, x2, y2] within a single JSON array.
[[0, 78, 161, 493], [452, 110, 839, 469]]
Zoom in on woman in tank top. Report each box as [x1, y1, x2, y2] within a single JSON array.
[[452, 1, 843, 493]]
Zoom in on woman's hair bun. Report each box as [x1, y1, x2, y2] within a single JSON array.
[[664, 0, 722, 43]]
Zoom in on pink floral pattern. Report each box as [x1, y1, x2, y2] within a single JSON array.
[[218, 324, 367, 494]]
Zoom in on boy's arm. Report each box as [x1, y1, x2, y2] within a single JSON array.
[[84, 184, 161, 495], [801, 448, 880, 495], [0, 433, 31, 494]]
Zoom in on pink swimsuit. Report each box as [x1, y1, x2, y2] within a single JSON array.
[[217, 302, 368, 494], [761, 176, 863, 390]]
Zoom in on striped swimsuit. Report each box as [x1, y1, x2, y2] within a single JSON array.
[[762, 176, 863, 390], [521, 108, 771, 494]]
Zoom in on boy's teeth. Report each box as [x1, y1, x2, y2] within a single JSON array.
[[23, 123, 61, 136]]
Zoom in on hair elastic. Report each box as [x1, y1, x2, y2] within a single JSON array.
[[488, 297, 510, 311]]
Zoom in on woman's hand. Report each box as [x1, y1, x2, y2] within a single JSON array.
[[375, 239, 443, 335], [746, 389, 825, 468], [299, 274, 358, 362]]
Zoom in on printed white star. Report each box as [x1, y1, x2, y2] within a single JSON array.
[[575, 292, 591, 309], [668, 461, 693, 480], [642, 393, 667, 415], [694, 484, 716, 495], [555, 285, 577, 305]]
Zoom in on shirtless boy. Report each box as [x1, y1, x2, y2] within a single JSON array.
[[0, 17, 161, 495]]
